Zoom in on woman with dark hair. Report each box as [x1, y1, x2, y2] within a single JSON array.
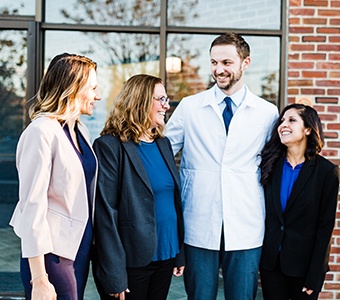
[[92, 74, 185, 300], [259, 103, 339, 300]]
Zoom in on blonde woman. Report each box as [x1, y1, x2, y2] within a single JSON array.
[[10, 54, 101, 300]]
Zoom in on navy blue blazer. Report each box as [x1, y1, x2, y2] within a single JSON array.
[[260, 155, 339, 291], [92, 134, 184, 295]]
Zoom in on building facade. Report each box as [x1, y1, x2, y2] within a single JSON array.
[[0, 0, 339, 298]]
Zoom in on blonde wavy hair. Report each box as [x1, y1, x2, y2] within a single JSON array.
[[29, 54, 97, 122], [101, 74, 164, 143]]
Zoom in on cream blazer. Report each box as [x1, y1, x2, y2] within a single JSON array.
[[10, 117, 97, 260]]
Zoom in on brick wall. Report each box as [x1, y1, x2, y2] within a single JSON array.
[[289, 0, 340, 298]]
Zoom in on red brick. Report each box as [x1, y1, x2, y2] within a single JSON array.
[[302, 53, 326, 60], [316, 97, 339, 103], [302, 71, 327, 78], [328, 124, 340, 132], [317, 27, 340, 34], [301, 88, 325, 95], [289, 36, 300, 42], [317, 44, 340, 51], [328, 142, 340, 148], [329, 89, 340, 95], [289, 26, 315, 33], [330, 18, 340, 25], [290, 43, 315, 51], [330, 36, 340, 43], [313, 105, 325, 112], [330, 54, 340, 60], [288, 88, 300, 95], [288, 71, 300, 77], [288, 79, 314, 86], [290, 0, 302, 5], [324, 132, 339, 139], [323, 282, 340, 290], [302, 35, 326, 42], [290, 8, 315, 15], [318, 291, 336, 299], [319, 9, 340, 16], [290, 18, 300, 25], [320, 150, 340, 156], [303, 18, 327, 24], [331, 1, 340, 7], [289, 53, 300, 60], [304, 0, 328, 6], [330, 72, 340, 78], [316, 80, 340, 87], [289, 62, 314, 69], [316, 62, 340, 69]]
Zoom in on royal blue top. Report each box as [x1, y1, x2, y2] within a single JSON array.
[[137, 140, 179, 261], [280, 158, 304, 212]]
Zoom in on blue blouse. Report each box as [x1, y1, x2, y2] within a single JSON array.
[[280, 158, 304, 212], [136, 141, 179, 261]]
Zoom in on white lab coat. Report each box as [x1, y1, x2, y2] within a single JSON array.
[[165, 85, 278, 251]]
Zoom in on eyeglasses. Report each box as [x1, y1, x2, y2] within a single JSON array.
[[153, 96, 170, 106]]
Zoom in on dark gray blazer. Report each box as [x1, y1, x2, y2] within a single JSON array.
[[260, 155, 339, 291], [92, 134, 184, 295]]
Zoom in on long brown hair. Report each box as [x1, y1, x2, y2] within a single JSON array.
[[101, 74, 164, 143]]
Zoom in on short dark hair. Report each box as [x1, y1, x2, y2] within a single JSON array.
[[210, 32, 250, 60]]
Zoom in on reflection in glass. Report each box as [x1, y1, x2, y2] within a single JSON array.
[[0, 0, 35, 16], [166, 34, 280, 106], [45, 31, 160, 140], [0, 30, 26, 211], [168, 0, 281, 30], [46, 0, 160, 26]]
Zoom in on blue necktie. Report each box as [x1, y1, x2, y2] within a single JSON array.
[[222, 96, 233, 134]]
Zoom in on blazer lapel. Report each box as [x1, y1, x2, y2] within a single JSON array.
[[284, 157, 315, 213], [271, 158, 285, 222], [122, 141, 153, 194]]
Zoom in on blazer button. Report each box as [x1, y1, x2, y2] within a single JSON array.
[[280, 225, 284, 231]]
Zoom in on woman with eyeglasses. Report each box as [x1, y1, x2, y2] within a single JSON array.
[[92, 74, 185, 300]]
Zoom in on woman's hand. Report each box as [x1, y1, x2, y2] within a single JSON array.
[[29, 256, 56, 300], [110, 288, 130, 300], [31, 275, 56, 300], [173, 266, 185, 277], [302, 287, 314, 295]]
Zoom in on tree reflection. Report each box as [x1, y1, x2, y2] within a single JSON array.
[[0, 7, 26, 153], [60, 0, 202, 102]]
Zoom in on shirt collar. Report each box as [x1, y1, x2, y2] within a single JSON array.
[[215, 85, 246, 108]]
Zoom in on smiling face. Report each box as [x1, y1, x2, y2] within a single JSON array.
[[149, 83, 170, 130], [79, 68, 102, 116], [278, 108, 311, 150], [210, 44, 250, 95]]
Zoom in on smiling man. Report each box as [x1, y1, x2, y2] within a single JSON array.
[[165, 32, 279, 300]]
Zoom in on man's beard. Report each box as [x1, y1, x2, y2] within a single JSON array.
[[215, 67, 243, 91]]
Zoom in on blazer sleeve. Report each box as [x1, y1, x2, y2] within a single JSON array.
[[10, 122, 54, 257], [92, 135, 128, 294], [305, 164, 339, 291]]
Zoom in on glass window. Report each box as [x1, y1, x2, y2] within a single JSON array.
[[0, 29, 27, 227], [0, 0, 35, 16], [166, 34, 280, 105], [45, 31, 160, 140], [168, 0, 281, 30], [46, 0, 161, 26]]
